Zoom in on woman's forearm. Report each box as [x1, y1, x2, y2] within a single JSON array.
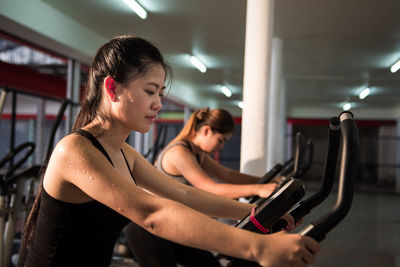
[[218, 169, 260, 185], [200, 182, 262, 199], [139, 165, 254, 220], [139, 196, 260, 262], [175, 183, 254, 219]]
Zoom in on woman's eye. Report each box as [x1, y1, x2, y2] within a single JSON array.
[[159, 93, 164, 99], [146, 90, 155, 95]]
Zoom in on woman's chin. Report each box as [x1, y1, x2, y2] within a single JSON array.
[[136, 126, 150, 133]]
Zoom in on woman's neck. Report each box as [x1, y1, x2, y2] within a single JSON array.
[[187, 137, 204, 153], [83, 121, 130, 152], [190, 135, 202, 148]]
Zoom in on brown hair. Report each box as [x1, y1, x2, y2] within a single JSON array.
[[169, 107, 234, 145]]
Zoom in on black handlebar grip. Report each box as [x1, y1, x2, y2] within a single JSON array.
[[299, 111, 359, 242]]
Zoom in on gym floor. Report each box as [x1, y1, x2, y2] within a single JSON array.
[[110, 190, 400, 267], [307, 189, 400, 267]]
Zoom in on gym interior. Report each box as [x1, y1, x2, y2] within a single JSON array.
[[0, 1, 399, 267]]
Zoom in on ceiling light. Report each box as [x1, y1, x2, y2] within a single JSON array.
[[122, 0, 147, 19], [390, 59, 400, 73], [343, 102, 352, 111], [359, 87, 370, 99], [238, 101, 244, 109], [221, 85, 232, 97], [190, 56, 207, 73]]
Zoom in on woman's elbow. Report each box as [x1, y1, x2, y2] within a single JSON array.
[[137, 198, 180, 234]]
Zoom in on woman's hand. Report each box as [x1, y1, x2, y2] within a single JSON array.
[[280, 213, 295, 231], [256, 232, 321, 267], [256, 183, 278, 198]]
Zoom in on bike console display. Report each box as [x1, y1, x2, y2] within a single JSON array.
[[236, 177, 305, 234]]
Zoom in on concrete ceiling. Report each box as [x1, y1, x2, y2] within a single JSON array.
[[1, 0, 400, 119]]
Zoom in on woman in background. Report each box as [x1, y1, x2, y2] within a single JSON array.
[[155, 107, 278, 198]]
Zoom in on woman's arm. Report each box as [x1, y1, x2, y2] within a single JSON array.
[[46, 134, 252, 220], [202, 153, 260, 184], [161, 145, 277, 199], [125, 144, 253, 219], [46, 136, 320, 266]]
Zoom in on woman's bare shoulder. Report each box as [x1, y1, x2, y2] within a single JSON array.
[[163, 141, 203, 167], [44, 134, 99, 200], [166, 140, 193, 154], [52, 133, 93, 157]]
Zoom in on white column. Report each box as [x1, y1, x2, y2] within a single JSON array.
[[134, 132, 143, 155], [65, 58, 81, 134], [143, 128, 153, 161], [278, 79, 287, 163], [240, 0, 275, 175], [267, 38, 284, 169], [35, 98, 45, 164], [286, 121, 293, 162], [28, 119, 35, 166], [184, 105, 191, 124]]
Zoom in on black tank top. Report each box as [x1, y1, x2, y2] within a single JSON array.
[[25, 130, 136, 267]]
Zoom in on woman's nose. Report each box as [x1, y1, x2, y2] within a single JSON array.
[[152, 96, 163, 111]]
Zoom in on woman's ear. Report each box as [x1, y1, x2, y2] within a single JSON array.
[[104, 76, 117, 101], [202, 125, 213, 136]]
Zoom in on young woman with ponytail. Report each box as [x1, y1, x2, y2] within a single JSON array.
[[154, 107, 278, 199]]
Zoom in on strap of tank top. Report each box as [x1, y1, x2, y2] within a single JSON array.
[[180, 140, 201, 164], [180, 139, 193, 153], [121, 149, 137, 185], [156, 140, 184, 174], [74, 129, 114, 167], [157, 140, 192, 167], [76, 129, 137, 185]]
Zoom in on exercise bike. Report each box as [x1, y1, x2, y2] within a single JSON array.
[[225, 111, 359, 266], [0, 142, 35, 267], [248, 131, 313, 205]]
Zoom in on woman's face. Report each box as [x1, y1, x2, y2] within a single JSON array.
[[112, 63, 166, 133], [199, 127, 232, 154]]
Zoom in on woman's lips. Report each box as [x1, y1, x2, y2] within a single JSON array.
[[146, 116, 156, 122]]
